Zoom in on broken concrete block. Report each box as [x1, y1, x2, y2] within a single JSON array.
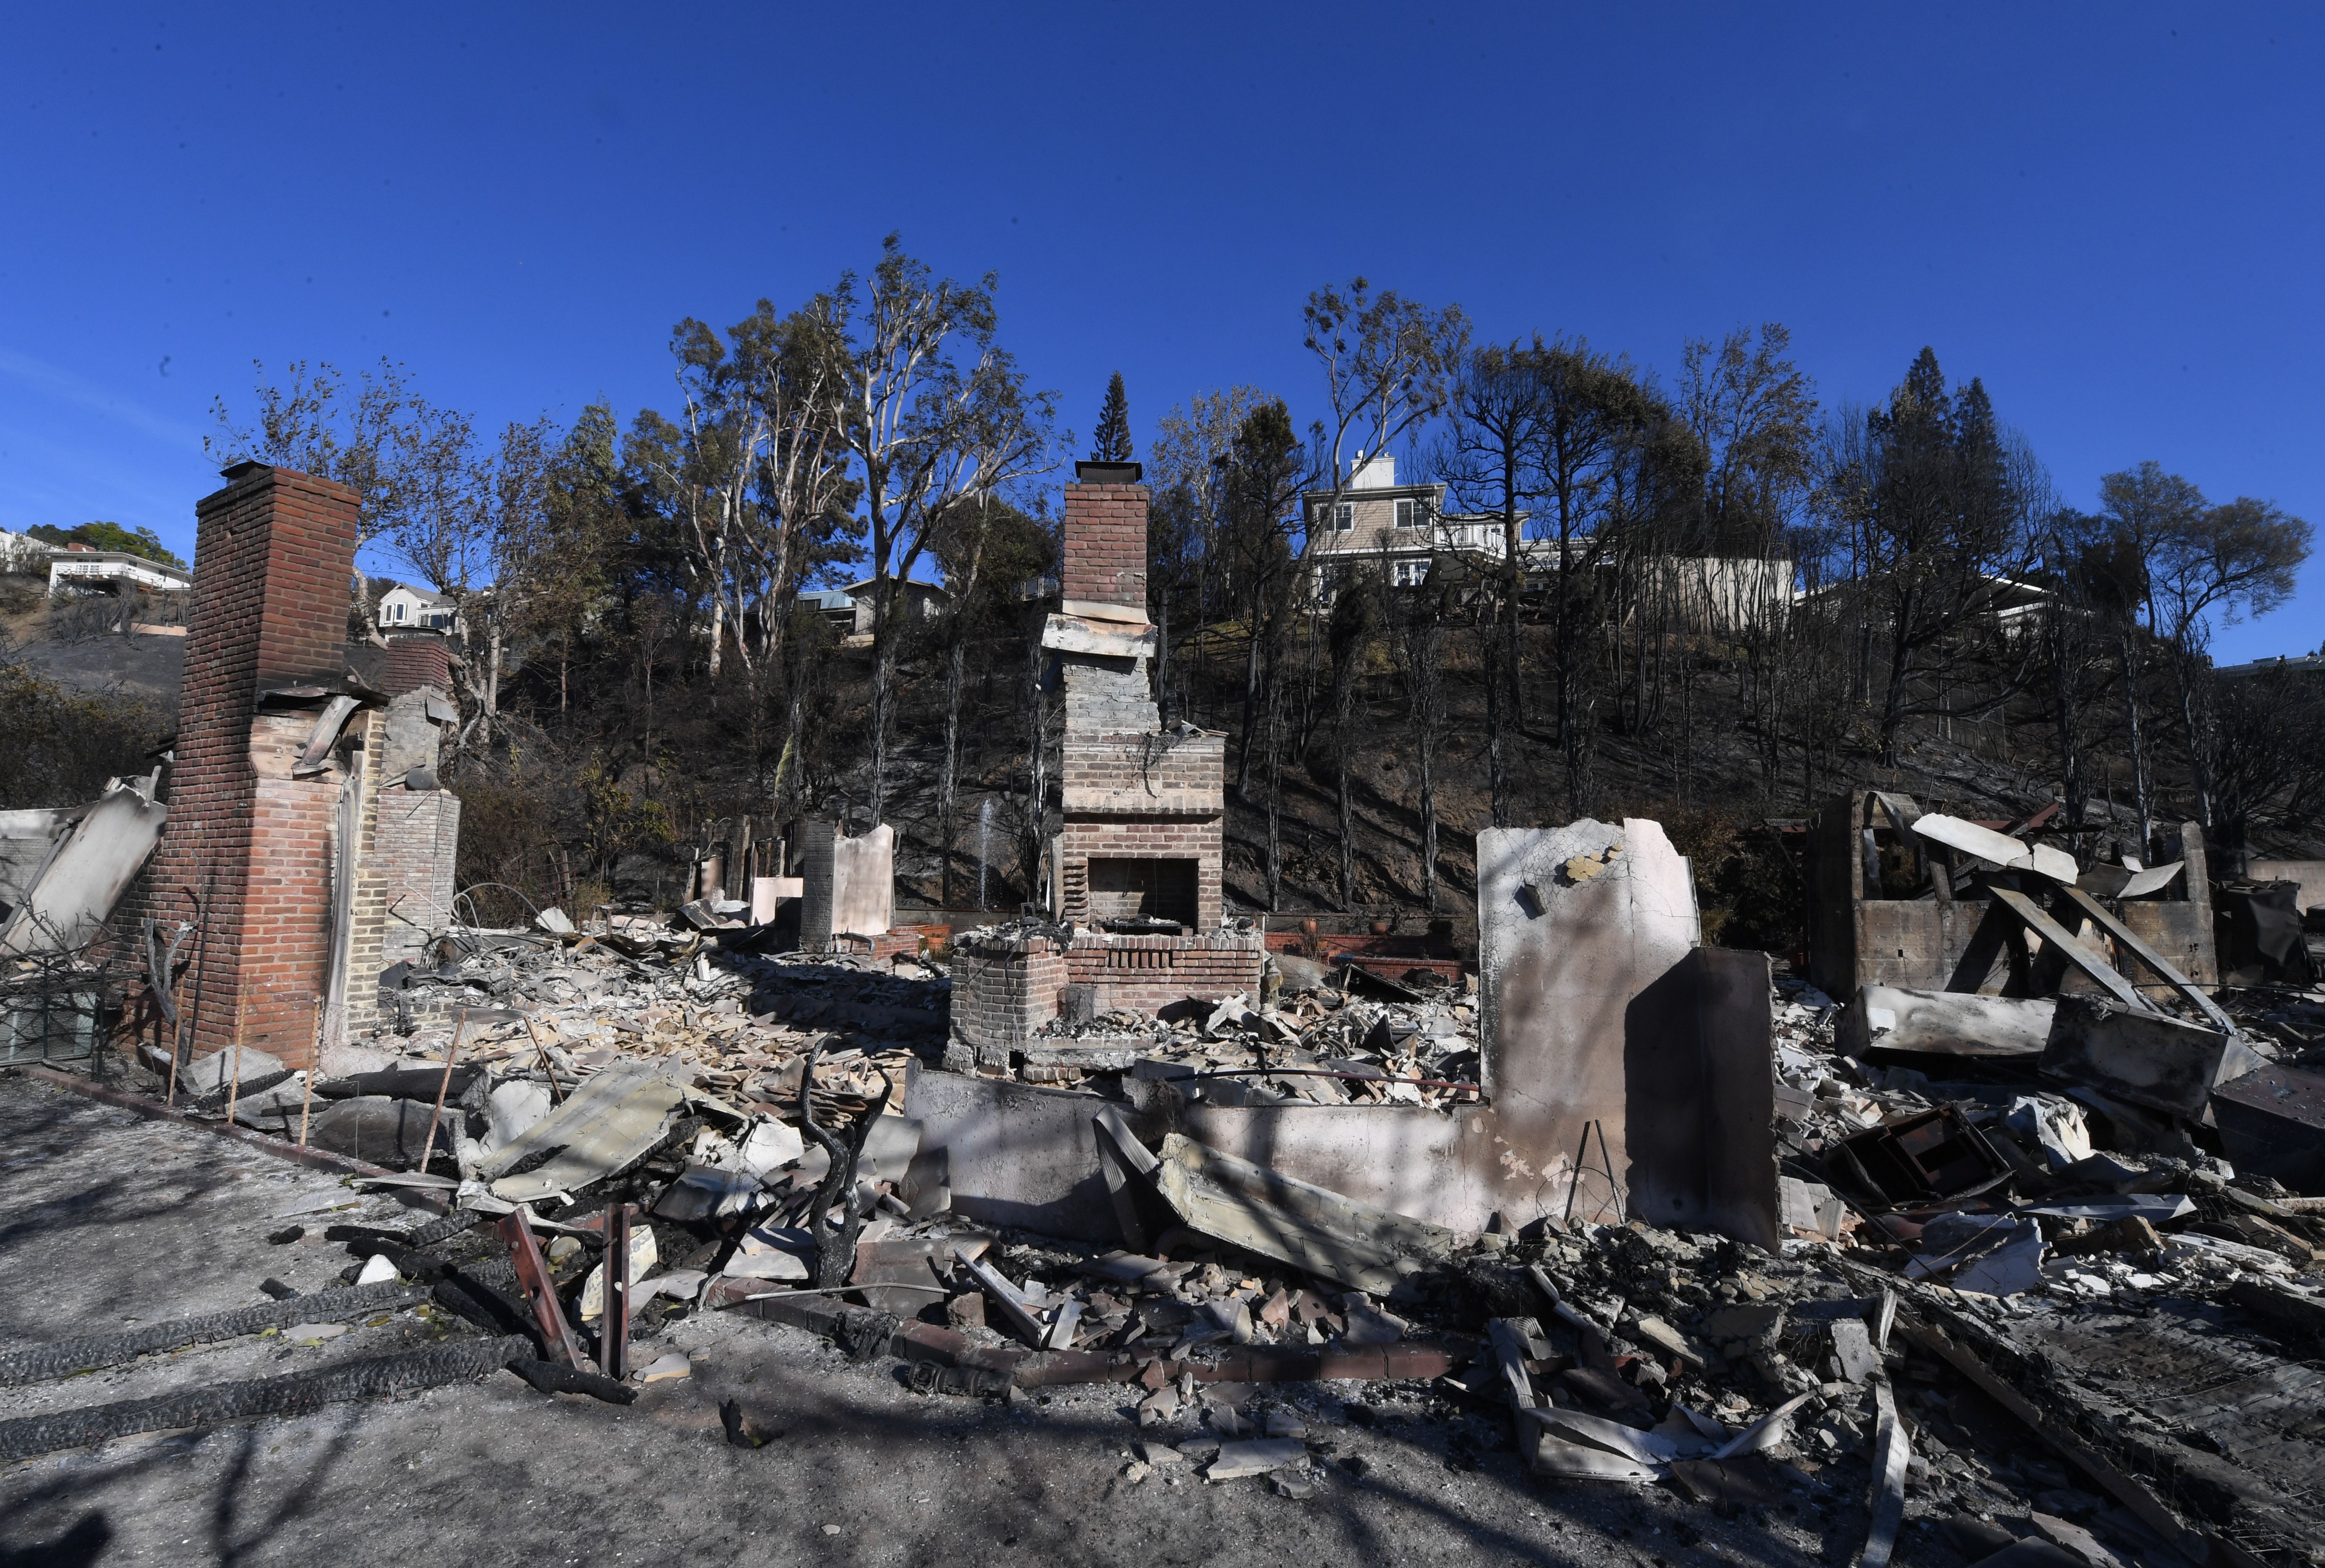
[[1204, 1438, 1308, 1481], [179, 1045, 289, 1097], [2040, 997, 2266, 1119], [1779, 1177, 1848, 1240], [1839, 985, 2056, 1059], [1829, 1318, 1879, 1383], [1269, 1468, 1319, 1499], [307, 1096, 443, 1168], [1700, 1301, 1786, 1352], [1631, 1315, 1708, 1375]]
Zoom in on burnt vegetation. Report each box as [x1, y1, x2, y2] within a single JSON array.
[[169, 255, 2314, 949]]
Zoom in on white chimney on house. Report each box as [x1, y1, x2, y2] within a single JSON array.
[[1350, 450, 1396, 489]]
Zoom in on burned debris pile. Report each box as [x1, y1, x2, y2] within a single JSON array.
[[968, 924, 1484, 1102]]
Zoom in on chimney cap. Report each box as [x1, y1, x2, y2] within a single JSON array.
[[1074, 460, 1142, 485], [220, 459, 270, 481]]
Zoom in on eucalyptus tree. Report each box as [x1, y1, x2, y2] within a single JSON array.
[[814, 235, 1060, 824]]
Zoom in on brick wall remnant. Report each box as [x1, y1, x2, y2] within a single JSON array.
[[123, 463, 369, 1073]]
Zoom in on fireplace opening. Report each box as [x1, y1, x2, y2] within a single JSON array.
[[1086, 856, 1198, 928]]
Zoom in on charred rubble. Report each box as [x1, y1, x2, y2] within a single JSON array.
[[14, 463, 2325, 1568]]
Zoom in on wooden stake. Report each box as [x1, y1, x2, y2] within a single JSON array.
[[603, 1202, 631, 1381], [523, 1016, 566, 1104], [414, 1007, 468, 1178]]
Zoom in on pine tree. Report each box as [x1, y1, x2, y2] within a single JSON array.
[[1092, 372, 1133, 463]]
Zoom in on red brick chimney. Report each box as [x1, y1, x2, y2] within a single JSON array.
[[129, 463, 366, 1071], [1059, 460, 1149, 621]]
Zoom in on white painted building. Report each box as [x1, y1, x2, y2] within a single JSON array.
[[46, 546, 191, 598], [377, 583, 460, 633]]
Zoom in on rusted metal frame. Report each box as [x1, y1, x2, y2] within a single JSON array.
[[602, 1202, 630, 1380], [2053, 884, 2236, 1032], [499, 1211, 585, 1369], [1987, 887, 2153, 1013]]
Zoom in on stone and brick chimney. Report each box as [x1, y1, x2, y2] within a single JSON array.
[[1048, 461, 1226, 929], [127, 463, 392, 1072], [945, 460, 1260, 1069]]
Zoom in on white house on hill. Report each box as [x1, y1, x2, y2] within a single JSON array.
[[46, 544, 191, 597], [377, 583, 460, 633]]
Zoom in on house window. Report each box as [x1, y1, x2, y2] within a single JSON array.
[[1334, 504, 1354, 533], [1395, 498, 1416, 530], [1393, 559, 1429, 588]]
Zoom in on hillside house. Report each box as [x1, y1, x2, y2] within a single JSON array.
[[797, 578, 951, 641], [46, 544, 191, 598], [1303, 453, 1514, 597], [376, 583, 460, 634]]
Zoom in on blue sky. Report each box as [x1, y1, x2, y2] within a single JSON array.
[[3, 3, 2318, 660]]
